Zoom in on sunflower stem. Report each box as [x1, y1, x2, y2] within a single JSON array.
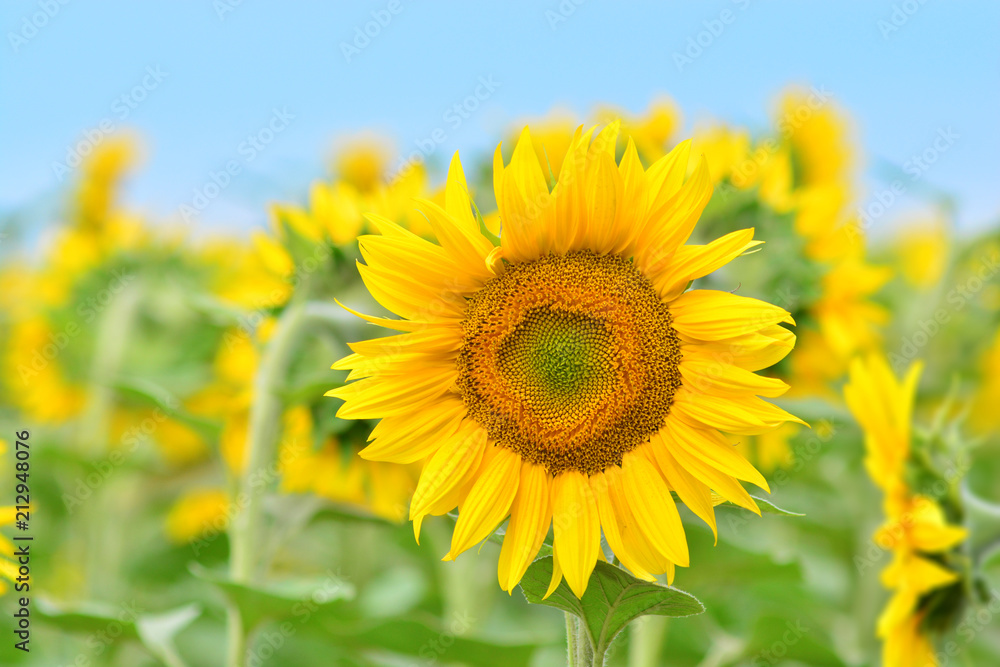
[[226, 295, 309, 666], [565, 613, 598, 666], [629, 616, 668, 667], [962, 485, 1000, 567], [78, 279, 143, 599]]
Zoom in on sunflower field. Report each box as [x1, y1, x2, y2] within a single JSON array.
[[2, 4, 999, 667]]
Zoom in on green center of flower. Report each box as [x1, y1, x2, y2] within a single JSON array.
[[497, 309, 616, 422]]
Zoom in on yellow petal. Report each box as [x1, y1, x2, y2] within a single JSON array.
[[663, 418, 769, 492], [359, 397, 466, 463], [652, 228, 761, 301], [606, 465, 674, 574], [644, 435, 718, 540], [409, 423, 487, 522], [590, 471, 655, 581], [671, 290, 794, 341], [498, 127, 552, 262], [498, 462, 554, 592], [682, 325, 795, 372], [552, 470, 600, 598], [328, 367, 456, 420], [672, 388, 805, 436], [679, 358, 789, 398], [447, 446, 521, 559], [544, 547, 564, 600], [639, 156, 713, 268], [621, 451, 689, 566]]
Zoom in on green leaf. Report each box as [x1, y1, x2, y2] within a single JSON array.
[[328, 618, 538, 667], [135, 604, 201, 667], [112, 376, 220, 436], [716, 496, 805, 517], [520, 557, 704, 657], [190, 564, 354, 630], [35, 597, 141, 639], [37, 598, 201, 667]]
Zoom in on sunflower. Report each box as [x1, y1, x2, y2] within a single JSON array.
[[971, 328, 1000, 434], [844, 355, 968, 666], [330, 123, 803, 597]]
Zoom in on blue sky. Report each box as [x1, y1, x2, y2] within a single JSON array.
[[2, 1, 997, 239]]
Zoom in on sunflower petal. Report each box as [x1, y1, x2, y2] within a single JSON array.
[[621, 451, 689, 566], [552, 470, 600, 598], [446, 446, 521, 559], [498, 462, 553, 592]]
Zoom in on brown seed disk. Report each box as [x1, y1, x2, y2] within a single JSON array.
[[456, 251, 682, 476]]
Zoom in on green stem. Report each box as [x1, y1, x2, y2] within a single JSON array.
[[566, 613, 597, 666], [225, 601, 245, 667], [962, 485, 1000, 567], [79, 280, 143, 598], [566, 613, 579, 666], [629, 616, 668, 667], [226, 296, 309, 666], [79, 280, 143, 453]]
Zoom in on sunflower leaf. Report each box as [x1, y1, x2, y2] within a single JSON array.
[[520, 557, 704, 657]]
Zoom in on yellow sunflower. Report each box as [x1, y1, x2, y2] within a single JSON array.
[[330, 123, 803, 597], [971, 328, 1000, 434], [844, 354, 968, 666]]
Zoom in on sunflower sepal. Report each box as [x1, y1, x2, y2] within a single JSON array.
[[712, 494, 805, 517], [478, 517, 553, 560], [520, 557, 704, 664]]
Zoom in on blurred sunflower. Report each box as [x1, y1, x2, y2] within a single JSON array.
[[331, 123, 803, 597], [330, 138, 436, 237], [279, 407, 418, 523], [166, 489, 231, 544], [0, 138, 147, 424], [845, 355, 969, 667], [893, 215, 950, 291], [594, 97, 682, 162], [971, 328, 1000, 435], [692, 93, 889, 469]]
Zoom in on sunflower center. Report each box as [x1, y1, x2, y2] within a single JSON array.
[[456, 251, 682, 476], [497, 309, 616, 421]]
